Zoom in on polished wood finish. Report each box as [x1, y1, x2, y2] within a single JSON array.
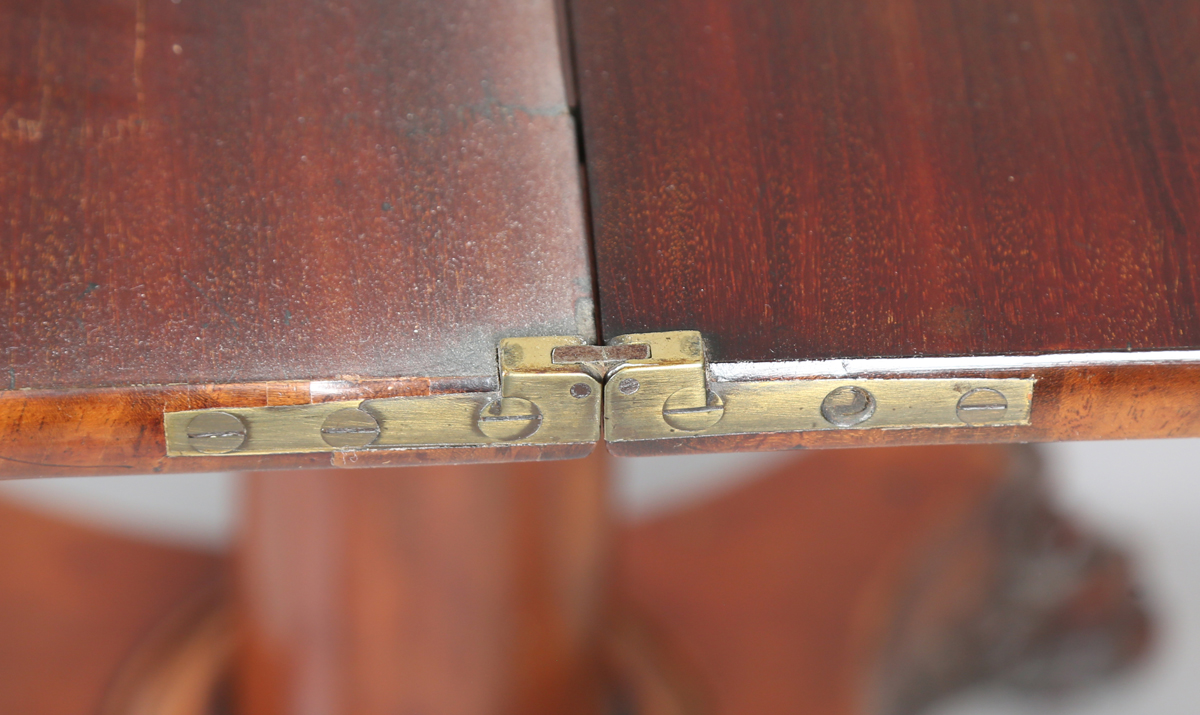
[[572, 0, 1200, 362], [0, 0, 592, 474], [611, 446, 1147, 714], [235, 456, 609, 715], [1, 0, 591, 390], [0, 498, 222, 715]]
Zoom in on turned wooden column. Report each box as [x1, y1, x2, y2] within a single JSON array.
[[235, 455, 609, 715]]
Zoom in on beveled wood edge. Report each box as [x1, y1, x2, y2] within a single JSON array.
[[607, 362, 1200, 456], [0, 377, 593, 479]]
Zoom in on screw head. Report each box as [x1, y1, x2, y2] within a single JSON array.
[[321, 407, 381, 448], [820, 386, 876, 427], [662, 387, 725, 432], [956, 388, 1009, 424], [618, 378, 640, 395], [477, 397, 543, 441], [186, 412, 247, 454], [570, 382, 592, 399]]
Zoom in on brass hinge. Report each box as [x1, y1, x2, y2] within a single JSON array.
[[164, 331, 1033, 457], [602, 331, 1033, 443], [164, 336, 601, 456]]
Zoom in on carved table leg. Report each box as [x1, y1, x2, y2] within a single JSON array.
[[608, 445, 1148, 715], [0, 499, 223, 715]]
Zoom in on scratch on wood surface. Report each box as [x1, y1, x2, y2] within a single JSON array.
[[0, 453, 135, 470]]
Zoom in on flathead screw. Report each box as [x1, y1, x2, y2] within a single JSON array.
[[321, 408, 381, 448], [186, 412, 247, 454], [662, 387, 725, 431], [477, 397, 543, 441], [820, 386, 876, 427], [956, 388, 1009, 424]]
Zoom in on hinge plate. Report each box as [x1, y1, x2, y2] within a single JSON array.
[[165, 330, 1034, 457], [164, 336, 601, 456], [603, 331, 1034, 443]]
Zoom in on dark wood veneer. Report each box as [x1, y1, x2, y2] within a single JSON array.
[[1, 0, 591, 391], [572, 0, 1200, 362], [0, 0, 593, 473]]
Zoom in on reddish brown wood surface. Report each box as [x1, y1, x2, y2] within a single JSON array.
[[0, 498, 222, 715], [612, 446, 1147, 714], [0, 0, 594, 474], [235, 456, 609, 715], [1, 0, 591, 391], [571, 0, 1200, 362]]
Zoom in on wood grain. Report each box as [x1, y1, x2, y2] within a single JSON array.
[[1, 0, 592, 390], [611, 446, 1147, 714], [572, 0, 1200, 362], [235, 456, 609, 715], [0, 0, 594, 473]]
